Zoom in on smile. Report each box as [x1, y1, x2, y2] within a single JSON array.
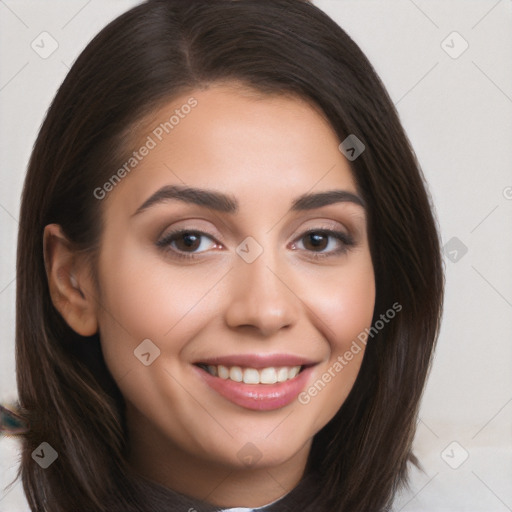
[[192, 354, 318, 411], [197, 364, 302, 384]]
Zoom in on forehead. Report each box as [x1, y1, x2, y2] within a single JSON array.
[[103, 82, 359, 216]]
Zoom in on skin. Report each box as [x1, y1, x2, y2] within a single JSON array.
[[44, 82, 375, 508]]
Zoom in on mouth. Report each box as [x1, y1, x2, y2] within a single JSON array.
[[192, 355, 318, 411], [195, 363, 308, 384]]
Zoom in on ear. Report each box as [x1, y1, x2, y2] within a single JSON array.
[[43, 224, 98, 337]]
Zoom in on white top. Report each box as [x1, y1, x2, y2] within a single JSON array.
[[222, 490, 290, 511]]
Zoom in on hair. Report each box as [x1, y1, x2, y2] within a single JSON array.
[[14, 0, 444, 510]]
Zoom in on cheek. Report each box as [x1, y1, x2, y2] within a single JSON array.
[[93, 239, 229, 380], [310, 257, 376, 348], [298, 256, 375, 428]]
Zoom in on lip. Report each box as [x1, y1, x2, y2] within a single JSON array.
[[192, 362, 317, 411]]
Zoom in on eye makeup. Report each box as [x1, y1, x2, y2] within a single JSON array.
[[155, 225, 356, 262]]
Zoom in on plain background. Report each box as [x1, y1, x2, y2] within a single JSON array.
[[1, 1, 511, 510]]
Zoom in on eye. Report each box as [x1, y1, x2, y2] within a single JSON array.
[[292, 229, 354, 258], [156, 229, 219, 259], [156, 227, 355, 261]]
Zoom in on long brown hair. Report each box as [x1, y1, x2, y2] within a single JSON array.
[[15, 0, 444, 510]]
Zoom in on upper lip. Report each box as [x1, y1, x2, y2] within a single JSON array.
[[194, 353, 318, 369]]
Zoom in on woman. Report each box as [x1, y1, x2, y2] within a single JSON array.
[[14, 0, 444, 510]]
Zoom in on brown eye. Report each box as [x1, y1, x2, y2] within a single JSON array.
[[303, 232, 329, 251], [156, 230, 217, 256], [173, 232, 201, 251], [293, 229, 355, 258]]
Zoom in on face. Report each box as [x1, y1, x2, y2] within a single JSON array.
[[91, 83, 375, 485]]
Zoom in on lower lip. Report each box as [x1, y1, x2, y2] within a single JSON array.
[[193, 365, 315, 411]]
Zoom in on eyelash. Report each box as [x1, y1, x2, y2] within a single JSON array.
[[156, 228, 355, 261]]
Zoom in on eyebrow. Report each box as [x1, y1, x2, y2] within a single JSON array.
[[132, 184, 365, 216]]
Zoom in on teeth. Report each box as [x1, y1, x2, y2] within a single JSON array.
[[218, 365, 229, 379], [277, 367, 289, 382], [202, 364, 302, 384], [229, 366, 243, 382], [243, 368, 260, 384], [289, 366, 300, 378], [260, 367, 277, 384]]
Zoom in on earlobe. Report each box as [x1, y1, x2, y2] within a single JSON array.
[[43, 223, 98, 337]]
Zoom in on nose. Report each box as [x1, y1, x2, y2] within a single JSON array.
[[224, 248, 300, 337]]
